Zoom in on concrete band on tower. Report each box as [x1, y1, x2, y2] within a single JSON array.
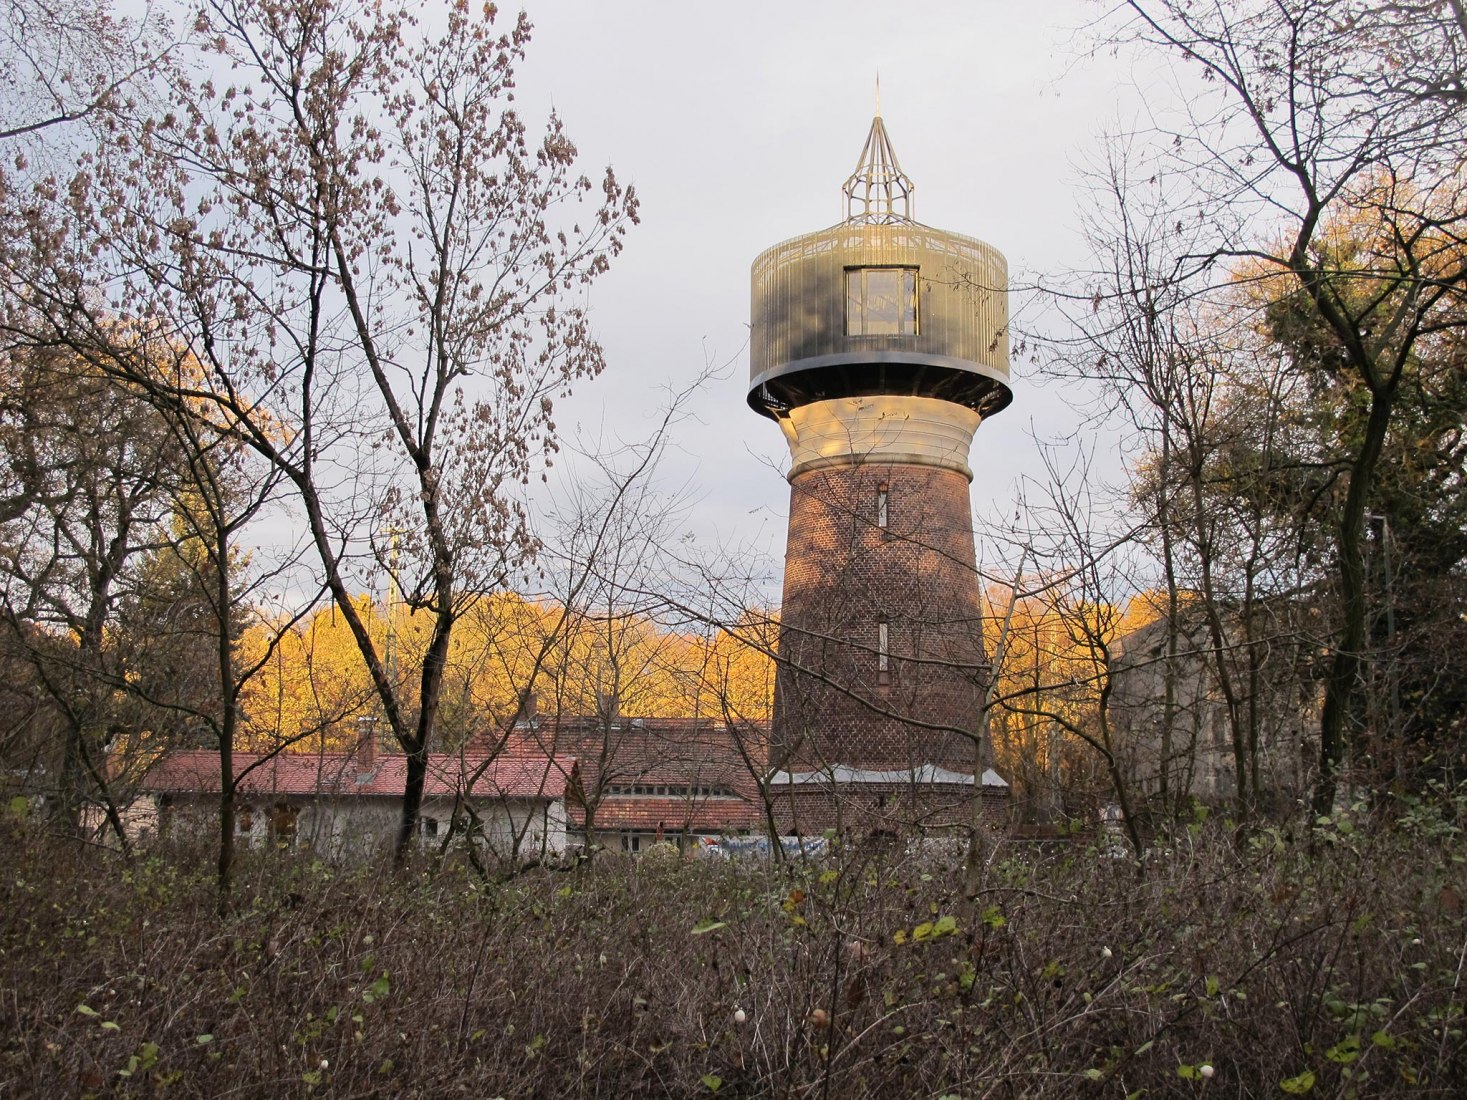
[[750, 112, 1012, 838]]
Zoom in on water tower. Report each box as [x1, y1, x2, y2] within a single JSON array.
[[750, 112, 1012, 824]]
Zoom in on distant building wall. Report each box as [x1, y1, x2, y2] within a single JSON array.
[[1109, 614, 1316, 808], [137, 791, 566, 860]]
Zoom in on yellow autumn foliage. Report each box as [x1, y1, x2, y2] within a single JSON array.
[[236, 593, 775, 752], [981, 581, 1129, 806]]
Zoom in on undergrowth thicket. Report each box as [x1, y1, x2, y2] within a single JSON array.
[[2, 807, 1465, 1097]]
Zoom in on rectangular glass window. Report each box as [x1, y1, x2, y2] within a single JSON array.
[[877, 619, 890, 673], [876, 484, 889, 528], [846, 266, 918, 336]]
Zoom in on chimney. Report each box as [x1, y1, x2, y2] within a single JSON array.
[[354, 716, 377, 773], [516, 690, 539, 728], [596, 688, 621, 729]]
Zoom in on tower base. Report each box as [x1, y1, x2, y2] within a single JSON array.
[[767, 763, 1010, 840]]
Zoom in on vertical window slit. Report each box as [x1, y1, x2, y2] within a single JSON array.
[[878, 617, 890, 685]]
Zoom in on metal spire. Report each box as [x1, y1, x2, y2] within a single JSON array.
[[842, 96, 914, 225]]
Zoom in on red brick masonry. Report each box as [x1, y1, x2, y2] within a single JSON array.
[[775, 461, 988, 774]]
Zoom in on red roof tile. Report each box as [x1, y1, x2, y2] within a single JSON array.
[[143, 749, 569, 800], [569, 795, 763, 833]]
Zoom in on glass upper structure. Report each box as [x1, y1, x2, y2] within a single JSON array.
[[748, 115, 1012, 421]]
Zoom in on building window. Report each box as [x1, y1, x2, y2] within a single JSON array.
[[846, 266, 918, 336], [876, 483, 889, 528], [269, 802, 298, 846], [421, 816, 439, 838], [877, 617, 890, 684], [605, 783, 736, 799]]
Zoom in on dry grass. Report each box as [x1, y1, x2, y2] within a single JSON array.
[[1, 808, 1465, 1097]]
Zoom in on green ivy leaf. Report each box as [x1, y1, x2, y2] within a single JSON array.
[[702, 1073, 723, 1093], [1280, 1069, 1316, 1094]]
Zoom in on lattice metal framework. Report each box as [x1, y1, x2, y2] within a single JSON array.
[[842, 115, 915, 224]]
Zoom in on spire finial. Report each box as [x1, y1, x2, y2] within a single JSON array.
[[842, 102, 914, 224]]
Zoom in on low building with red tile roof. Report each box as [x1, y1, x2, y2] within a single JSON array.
[[125, 709, 772, 859], [474, 713, 771, 853], [131, 726, 572, 861]]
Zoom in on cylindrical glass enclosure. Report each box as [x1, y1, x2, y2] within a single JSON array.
[[748, 222, 1012, 419]]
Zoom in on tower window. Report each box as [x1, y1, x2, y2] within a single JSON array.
[[877, 618, 890, 674], [876, 483, 889, 528], [846, 267, 918, 336]]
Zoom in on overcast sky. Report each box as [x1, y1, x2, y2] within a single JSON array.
[[503, 1, 1166, 594]]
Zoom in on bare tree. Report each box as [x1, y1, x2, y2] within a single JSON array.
[[1051, 142, 1321, 826], [0, 349, 178, 845], [116, 394, 333, 906], [963, 544, 1025, 889], [0, 0, 637, 863], [1109, 0, 1467, 813], [0, 0, 163, 142], [997, 456, 1147, 856]]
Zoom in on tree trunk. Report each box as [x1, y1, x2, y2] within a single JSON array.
[[215, 522, 237, 911], [1315, 391, 1395, 817]]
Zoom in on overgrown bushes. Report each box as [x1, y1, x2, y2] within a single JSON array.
[[2, 811, 1464, 1096]]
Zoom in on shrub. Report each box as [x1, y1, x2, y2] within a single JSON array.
[[0, 817, 1463, 1096]]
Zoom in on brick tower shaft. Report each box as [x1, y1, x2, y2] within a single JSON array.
[[773, 396, 986, 772]]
